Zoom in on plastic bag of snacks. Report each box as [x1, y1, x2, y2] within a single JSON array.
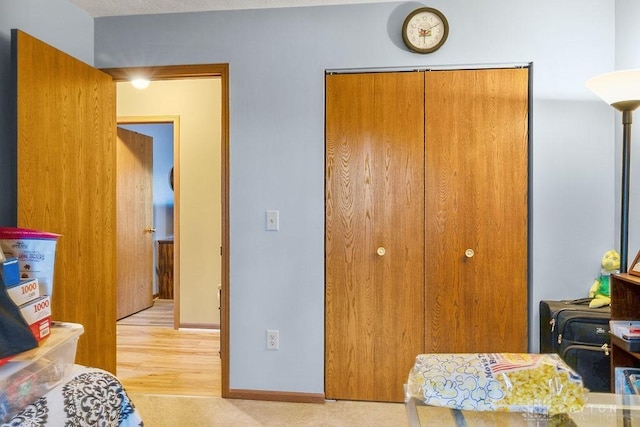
[[406, 353, 587, 415]]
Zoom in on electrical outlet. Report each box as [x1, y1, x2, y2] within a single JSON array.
[[267, 329, 279, 350]]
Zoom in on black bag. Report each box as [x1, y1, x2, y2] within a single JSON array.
[[0, 286, 38, 359], [539, 299, 611, 392]]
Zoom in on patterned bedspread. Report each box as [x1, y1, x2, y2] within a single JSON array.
[[2, 365, 143, 427]]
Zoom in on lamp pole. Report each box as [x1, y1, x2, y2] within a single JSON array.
[[620, 110, 632, 272], [612, 101, 640, 272]]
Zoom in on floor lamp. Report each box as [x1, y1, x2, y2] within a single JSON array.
[[586, 70, 640, 273]]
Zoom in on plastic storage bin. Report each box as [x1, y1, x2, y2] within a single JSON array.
[[0, 322, 83, 423]]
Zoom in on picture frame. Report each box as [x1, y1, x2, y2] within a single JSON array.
[[629, 250, 640, 277]]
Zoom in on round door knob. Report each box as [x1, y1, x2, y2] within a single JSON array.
[[377, 247, 386, 256], [465, 249, 475, 258]]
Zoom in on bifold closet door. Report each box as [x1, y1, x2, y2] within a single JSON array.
[[424, 68, 529, 353], [325, 72, 425, 402]]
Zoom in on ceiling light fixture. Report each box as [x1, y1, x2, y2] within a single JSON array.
[[131, 78, 150, 89]]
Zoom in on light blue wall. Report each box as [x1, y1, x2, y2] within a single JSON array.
[[0, 0, 94, 226], [94, 1, 618, 394]]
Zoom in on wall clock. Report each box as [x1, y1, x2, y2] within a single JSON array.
[[402, 7, 449, 54]]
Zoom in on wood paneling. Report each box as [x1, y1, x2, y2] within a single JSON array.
[[15, 30, 117, 372], [424, 68, 529, 353], [325, 72, 425, 402]]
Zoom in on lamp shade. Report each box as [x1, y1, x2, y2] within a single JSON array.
[[586, 70, 640, 112]]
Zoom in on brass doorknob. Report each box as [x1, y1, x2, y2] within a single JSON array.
[[465, 249, 475, 258], [377, 247, 386, 256], [145, 227, 156, 233]]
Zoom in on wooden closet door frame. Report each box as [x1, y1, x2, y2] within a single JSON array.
[[324, 63, 533, 402]]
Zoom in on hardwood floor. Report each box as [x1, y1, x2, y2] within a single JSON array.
[[116, 299, 221, 397]]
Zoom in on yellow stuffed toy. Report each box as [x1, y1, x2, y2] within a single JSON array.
[[588, 249, 620, 308]]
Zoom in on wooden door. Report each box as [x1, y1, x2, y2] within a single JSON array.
[[424, 68, 529, 353], [15, 30, 117, 372], [116, 128, 154, 319], [325, 72, 425, 402]]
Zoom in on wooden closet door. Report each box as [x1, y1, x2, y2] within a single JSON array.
[[325, 72, 425, 402], [424, 68, 529, 353]]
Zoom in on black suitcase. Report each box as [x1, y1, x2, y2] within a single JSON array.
[[539, 299, 611, 392]]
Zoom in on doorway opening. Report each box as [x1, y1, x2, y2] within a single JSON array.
[[103, 64, 230, 398], [117, 120, 177, 324]]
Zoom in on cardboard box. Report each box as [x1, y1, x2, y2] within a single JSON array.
[[5, 278, 40, 307], [18, 295, 51, 342], [0, 257, 19, 286]]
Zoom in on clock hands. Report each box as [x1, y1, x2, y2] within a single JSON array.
[[418, 22, 441, 43], [418, 21, 441, 35], [424, 22, 441, 31]]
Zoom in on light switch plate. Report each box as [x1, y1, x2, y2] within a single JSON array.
[[266, 210, 279, 231]]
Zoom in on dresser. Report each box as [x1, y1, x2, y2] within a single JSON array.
[[157, 238, 174, 299]]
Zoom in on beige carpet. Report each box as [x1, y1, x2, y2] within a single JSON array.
[[128, 393, 408, 426]]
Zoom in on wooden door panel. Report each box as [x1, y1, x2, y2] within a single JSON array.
[[424, 68, 529, 353], [116, 128, 154, 319], [326, 72, 425, 402], [15, 30, 117, 372]]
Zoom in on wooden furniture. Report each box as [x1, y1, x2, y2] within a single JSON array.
[[325, 68, 530, 402], [157, 238, 174, 299], [610, 273, 640, 390]]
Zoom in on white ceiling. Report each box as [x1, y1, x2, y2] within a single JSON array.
[[68, 0, 394, 18]]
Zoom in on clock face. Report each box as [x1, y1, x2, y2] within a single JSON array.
[[402, 7, 449, 54]]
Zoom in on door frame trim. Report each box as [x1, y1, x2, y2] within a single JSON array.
[[102, 64, 230, 398]]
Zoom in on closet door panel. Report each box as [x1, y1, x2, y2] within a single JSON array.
[[424, 68, 529, 353], [325, 72, 425, 402]]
